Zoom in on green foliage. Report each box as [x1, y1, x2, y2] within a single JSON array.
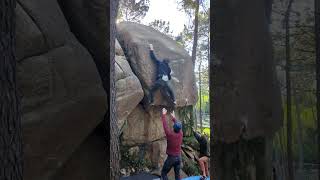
[[177, 106, 195, 137], [271, 1, 317, 164], [120, 145, 152, 172], [177, 0, 197, 16], [176, 0, 209, 56], [196, 93, 209, 112], [201, 127, 210, 138], [176, 24, 194, 52], [148, 19, 174, 38], [118, 0, 150, 22], [273, 102, 317, 163], [182, 153, 200, 176], [183, 162, 200, 176], [183, 136, 200, 150]]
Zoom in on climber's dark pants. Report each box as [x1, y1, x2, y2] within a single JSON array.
[[149, 79, 175, 103], [161, 155, 181, 180]]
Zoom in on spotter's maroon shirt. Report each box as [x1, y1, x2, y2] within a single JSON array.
[[161, 114, 183, 156]]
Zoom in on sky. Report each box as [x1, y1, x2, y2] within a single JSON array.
[[141, 0, 189, 37]]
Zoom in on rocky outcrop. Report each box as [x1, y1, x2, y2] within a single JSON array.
[[57, 0, 109, 87], [16, 0, 197, 177], [122, 106, 165, 146], [117, 22, 198, 107], [145, 139, 167, 168], [16, 0, 106, 179], [120, 106, 168, 169], [53, 131, 106, 180], [116, 39, 125, 56], [116, 40, 144, 128], [117, 22, 198, 175]]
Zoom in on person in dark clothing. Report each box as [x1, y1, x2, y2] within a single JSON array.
[[192, 129, 209, 180], [148, 44, 176, 106], [161, 108, 183, 180]]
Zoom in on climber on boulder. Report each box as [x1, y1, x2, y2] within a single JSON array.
[[192, 128, 209, 180], [161, 108, 183, 180], [148, 44, 176, 106]]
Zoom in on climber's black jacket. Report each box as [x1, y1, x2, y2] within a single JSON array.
[[150, 50, 171, 80], [193, 131, 209, 158]]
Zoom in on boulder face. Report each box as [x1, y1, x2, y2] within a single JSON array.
[[121, 105, 181, 146], [116, 39, 125, 56], [16, 0, 106, 179], [121, 105, 186, 170], [117, 22, 198, 107], [117, 22, 198, 173], [125, 139, 167, 170], [53, 131, 106, 180], [145, 139, 167, 169], [57, 0, 108, 71], [15, 0, 197, 178], [122, 105, 165, 146], [116, 49, 144, 129]]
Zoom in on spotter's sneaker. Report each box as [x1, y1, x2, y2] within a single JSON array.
[[200, 176, 207, 180]]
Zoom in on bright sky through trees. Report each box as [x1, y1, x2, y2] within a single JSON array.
[[141, 0, 188, 36]]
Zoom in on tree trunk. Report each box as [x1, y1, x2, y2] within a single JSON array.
[[214, 137, 272, 180], [314, 0, 320, 179], [293, 90, 304, 174], [212, 0, 280, 179], [110, 0, 120, 179], [209, 1, 213, 177], [284, 0, 294, 179], [199, 60, 203, 131], [191, 0, 200, 66], [0, 0, 24, 179]]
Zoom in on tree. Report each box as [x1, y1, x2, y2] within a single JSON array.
[[118, 0, 150, 23], [271, 2, 317, 177], [177, 1, 209, 131], [197, 10, 210, 130], [284, 0, 294, 179], [293, 89, 304, 172], [198, 56, 203, 130], [110, 0, 120, 179], [148, 19, 174, 38], [212, 0, 282, 179], [191, 0, 200, 66], [314, 0, 320, 179], [176, 24, 193, 53], [0, 0, 24, 179], [177, 0, 205, 66]]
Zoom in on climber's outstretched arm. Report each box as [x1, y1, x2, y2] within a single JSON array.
[[162, 108, 171, 136], [149, 44, 160, 63], [170, 111, 176, 123]]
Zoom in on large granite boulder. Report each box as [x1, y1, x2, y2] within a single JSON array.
[[117, 22, 198, 107], [57, 0, 108, 73], [116, 39, 125, 56], [121, 105, 186, 169], [16, 0, 106, 179], [125, 139, 167, 170], [145, 139, 167, 169], [122, 105, 165, 146], [116, 50, 144, 129], [58, 0, 143, 131], [53, 131, 106, 180]]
